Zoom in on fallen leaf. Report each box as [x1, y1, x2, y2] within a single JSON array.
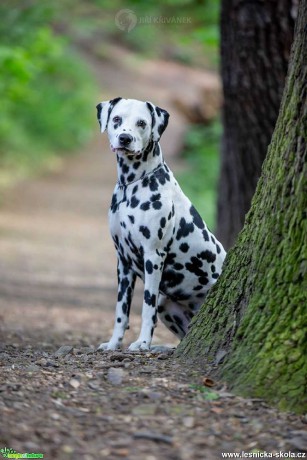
[[202, 377, 215, 387]]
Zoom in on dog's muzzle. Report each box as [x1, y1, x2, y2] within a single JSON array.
[[111, 133, 135, 155], [119, 134, 133, 147]]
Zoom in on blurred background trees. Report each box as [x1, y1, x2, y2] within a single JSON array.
[[0, 0, 297, 247], [0, 2, 95, 187], [0, 0, 220, 230], [217, 0, 296, 248]]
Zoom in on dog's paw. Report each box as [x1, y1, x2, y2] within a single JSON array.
[[128, 340, 150, 352], [97, 341, 122, 351]]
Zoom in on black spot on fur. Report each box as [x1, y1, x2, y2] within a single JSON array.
[[199, 250, 216, 263], [128, 215, 135, 224], [145, 260, 153, 274], [176, 217, 194, 240], [152, 311, 157, 324], [190, 205, 204, 229], [152, 201, 162, 210], [171, 290, 190, 301], [128, 173, 136, 183], [110, 194, 118, 213], [170, 324, 179, 335], [140, 201, 150, 211], [122, 164, 129, 174], [153, 144, 160, 157], [149, 176, 159, 192], [199, 275, 209, 285], [165, 252, 176, 266], [173, 314, 183, 326], [164, 238, 173, 253], [130, 196, 140, 208], [160, 217, 166, 228], [179, 242, 189, 253], [202, 229, 209, 241], [173, 263, 184, 270], [142, 176, 149, 188], [158, 228, 163, 240], [156, 167, 170, 185], [139, 226, 151, 239], [133, 161, 141, 170], [185, 257, 204, 277], [160, 270, 184, 289], [144, 290, 156, 307], [193, 285, 203, 291]]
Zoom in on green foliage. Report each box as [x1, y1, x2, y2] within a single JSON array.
[[189, 384, 220, 400], [177, 121, 221, 230], [0, 2, 96, 187]]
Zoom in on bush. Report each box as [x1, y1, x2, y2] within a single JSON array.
[[0, 3, 96, 187], [177, 121, 221, 230]]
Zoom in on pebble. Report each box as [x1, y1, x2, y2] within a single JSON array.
[[107, 367, 125, 385], [35, 358, 47, 366], [183, 416, 195, 428], [69, 378, 81, 389], [25, 364, 40, 372], [46, 360, 60, 368], [62, 445, 74, 453], [54, 345, 73, 358], [88, 380, 100, 390]]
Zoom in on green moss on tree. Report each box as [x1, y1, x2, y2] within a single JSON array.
[[177, 0, 307, 414]]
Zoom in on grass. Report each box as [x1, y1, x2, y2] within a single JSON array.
[[177, 120, 221, 230]]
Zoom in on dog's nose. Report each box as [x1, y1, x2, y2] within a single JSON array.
[[119, 134, 133, 147]]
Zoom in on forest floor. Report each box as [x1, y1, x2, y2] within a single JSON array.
[[0, 46, 306, 460]]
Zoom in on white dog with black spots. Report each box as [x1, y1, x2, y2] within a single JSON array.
[[96, 98, 226, 351]]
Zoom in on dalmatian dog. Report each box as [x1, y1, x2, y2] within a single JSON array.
[[96, 97, 226, 351]]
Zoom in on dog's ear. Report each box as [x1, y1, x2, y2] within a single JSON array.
[[96, 97, 122, 133], [146, 102, 170, 142]]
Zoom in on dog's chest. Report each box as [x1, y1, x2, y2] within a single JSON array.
[[109, 183, 156, 248], [108, 176, 174, 270]]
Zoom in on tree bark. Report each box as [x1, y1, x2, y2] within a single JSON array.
[[177, 0, 307, 414], [217, 0, 297, 249]]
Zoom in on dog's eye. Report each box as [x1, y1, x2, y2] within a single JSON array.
[[113, 116, 122, 124], [137, 120, 146, 128]]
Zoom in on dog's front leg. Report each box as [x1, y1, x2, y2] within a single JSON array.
[[128, 254, 163, 351], [98, 258, 136, 351]]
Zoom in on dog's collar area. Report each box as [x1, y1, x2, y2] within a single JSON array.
[[117, 163, 164, 188]]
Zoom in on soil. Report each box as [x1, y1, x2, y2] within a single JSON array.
[[0, 47, 306, 459]]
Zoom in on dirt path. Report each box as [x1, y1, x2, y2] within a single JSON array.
[[0, 49, 305, 459]]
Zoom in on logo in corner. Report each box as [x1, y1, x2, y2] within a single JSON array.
[[115, 9, 137, 32]]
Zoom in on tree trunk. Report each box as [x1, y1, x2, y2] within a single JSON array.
[[217, 0, 296, 249], [177, 0, 307, 414]]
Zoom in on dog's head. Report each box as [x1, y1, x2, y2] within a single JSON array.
[[96, 98, 169, 157]]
